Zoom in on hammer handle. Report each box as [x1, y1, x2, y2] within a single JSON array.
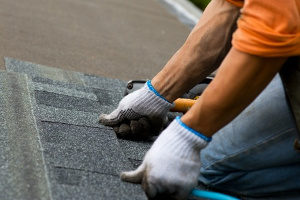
[[170, 98, 197, 113]]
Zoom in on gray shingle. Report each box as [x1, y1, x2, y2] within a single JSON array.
[[80, 73, 126, 93], [32, 75, 125, 94], [38, 121, 148, 200], [37, 105, 105, 128], [35, 90, 103, 113], [4, 58, 150, 199], [5, 57, 126, 91], [39, 122, 132, 175], [34, 89, 120, 113], [0, 72, 51, 200], [33, 82, 98, 101], [49, 166, 146, 200], [5, 57, 85, 85], [31, 77, 124, 104], [118, 139, 152, 161]]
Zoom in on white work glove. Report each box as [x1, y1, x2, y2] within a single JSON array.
[[99, 80, 173, 139], [121, 116, 211, 200]]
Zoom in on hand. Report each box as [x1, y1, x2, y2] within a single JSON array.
[[120, 117, 210, 199], [99, 80, 173, 139], [112, 117, 168, 140]]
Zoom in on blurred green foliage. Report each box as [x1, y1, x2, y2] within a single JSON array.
[[189, 0, 211, 10]]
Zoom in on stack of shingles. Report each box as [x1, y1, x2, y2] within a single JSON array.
[[1, 57, 150, 200]]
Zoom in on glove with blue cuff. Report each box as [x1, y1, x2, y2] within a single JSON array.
[[121, 117, 211, 200], [99, 81, 173, 139]]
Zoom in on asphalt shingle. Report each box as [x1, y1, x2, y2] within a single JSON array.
[[33, 82, 98, 101], [34, 89, 120, 114], [5, 57, 126, 92], [49, 166, 146, 200], [37, 105, 103, 128], [4, 58, 149, 199], [0, 72, 51, 200], [118, 139, 152, 162], [40, 122, 132, 175], [5, 57, 85, 85]]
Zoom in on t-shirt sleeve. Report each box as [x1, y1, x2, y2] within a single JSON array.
[[226, 0, 244, 8], [232, 0, 300, 57]]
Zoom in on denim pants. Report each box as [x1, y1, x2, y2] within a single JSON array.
[[199, 74, 300, 197]]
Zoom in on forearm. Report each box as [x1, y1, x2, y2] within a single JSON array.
[[181, 48, 287, 136], [152, 0, 240, 102]]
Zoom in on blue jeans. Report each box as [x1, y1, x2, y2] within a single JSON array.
[[199, 75, 300, 197]]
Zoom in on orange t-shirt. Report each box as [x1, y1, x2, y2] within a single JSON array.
[[226, 0, 300, 57]]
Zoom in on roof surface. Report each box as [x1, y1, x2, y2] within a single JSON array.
[[2, 57, 152, 200], [2, 58, 300, 200]]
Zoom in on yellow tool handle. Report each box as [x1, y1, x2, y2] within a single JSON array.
[[170, 98, 197, 113]]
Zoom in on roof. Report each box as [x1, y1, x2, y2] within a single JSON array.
[[2, 58, 299, 200], [1, 57, 151, 200]]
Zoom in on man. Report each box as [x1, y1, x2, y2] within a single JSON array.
[[100, 0, 300, 199]]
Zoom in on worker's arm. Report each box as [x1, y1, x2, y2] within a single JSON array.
[[151, 0, 240, 102], [120, 48, 286, 199], [182, 47, 287, 136], [106, 0, 295, 198], [100, 0, 240, 138]]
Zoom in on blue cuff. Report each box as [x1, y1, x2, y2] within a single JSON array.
[[176, 116, 212, 142], [147, 80, 171, 103]]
